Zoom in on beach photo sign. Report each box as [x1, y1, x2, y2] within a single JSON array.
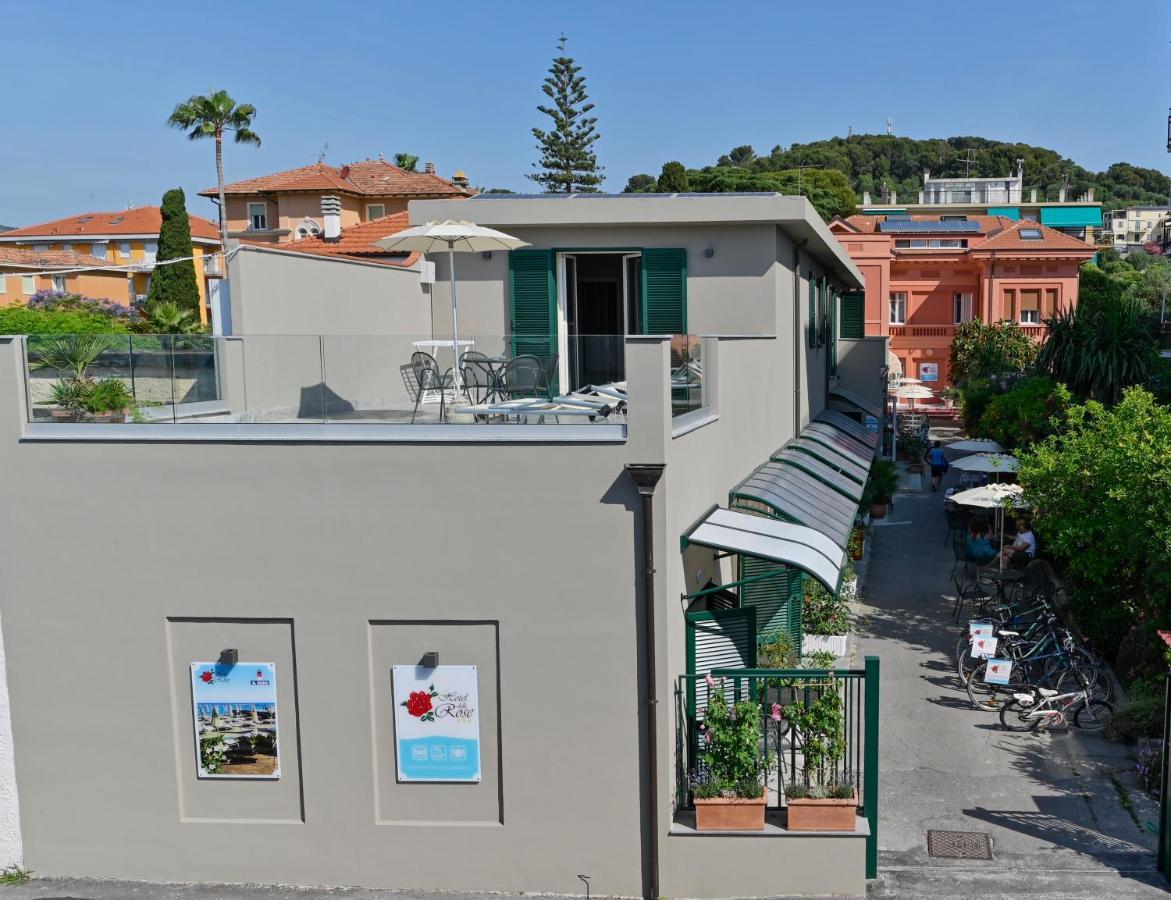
[[190, 662, 280, 779], [392, 665, 481, 783]]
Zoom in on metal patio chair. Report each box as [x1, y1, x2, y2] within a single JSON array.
[[409, 351, 454, 424], [500, 355, 551, 402]]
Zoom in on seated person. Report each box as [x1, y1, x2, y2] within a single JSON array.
[[998, 518, 1037, 566], [965, 518, 997, 564]]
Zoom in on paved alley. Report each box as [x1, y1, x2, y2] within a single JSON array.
[[855, 452, 1166, 898]]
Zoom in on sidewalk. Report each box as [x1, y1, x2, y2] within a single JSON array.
[[853, 459, 1166, 899]]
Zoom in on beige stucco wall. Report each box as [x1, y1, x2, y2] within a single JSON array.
[[229, 246, 430, 336]]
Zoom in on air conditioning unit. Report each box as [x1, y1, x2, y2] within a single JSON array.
[[419, 260, 436, 285]]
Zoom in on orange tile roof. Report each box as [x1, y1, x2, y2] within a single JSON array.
[[204, 159, 473, 199], [241, 212, 419, 268], [0, 207, 220, 241], [0, 247, 117, 269], [972, 220, 1096, 253]]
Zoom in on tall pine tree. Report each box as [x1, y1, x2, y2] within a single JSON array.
[[529, 35, 603, 193], [145, 188, 201, 316]]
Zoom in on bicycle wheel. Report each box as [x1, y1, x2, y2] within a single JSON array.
[[999, 698, 1040, 732], [1073, 698, 1114, 732], [1054, 665, 1112, 704], [964, 661, 1023, 711]]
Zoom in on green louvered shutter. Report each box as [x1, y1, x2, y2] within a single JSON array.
[[640, 248, 687, 333], [819, 276, 828, 346], [508, 249, 558, 389], [840, 292, 865, 339], [807, 276, 817, 347], [829, 290, 838, 376], [789, 575, 806, 648]]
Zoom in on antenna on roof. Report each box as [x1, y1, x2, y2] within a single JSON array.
[[317, 142, 329, 163], [958, 149, 978, 177]]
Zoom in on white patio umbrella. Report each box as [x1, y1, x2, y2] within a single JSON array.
[[890, 376, 923, 386], [950, 452, 1018, 475], [890, 382, 935, 412], [948, 438, 1004, 454], [376, 220, 530, 383], [950, 483, 1028, 564]]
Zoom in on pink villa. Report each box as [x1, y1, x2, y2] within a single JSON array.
[[829, 214, 1095, 389]]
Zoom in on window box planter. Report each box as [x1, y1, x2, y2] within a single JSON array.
[[694, 794, 767, 831], [802, 634, 848, 658], [786, 790, 858, 832]]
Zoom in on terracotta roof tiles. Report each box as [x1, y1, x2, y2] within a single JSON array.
[[0, 247, 117, 269], [973, 220, 1096, 253], [204, 159, 473, 199], [0, 207, 220, 241], [240, 212, 419, 268]]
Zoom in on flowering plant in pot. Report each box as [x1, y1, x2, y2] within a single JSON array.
[[862, 459, 899, 519], [691, 677, 775, 831], [782, 675, 857, 831]]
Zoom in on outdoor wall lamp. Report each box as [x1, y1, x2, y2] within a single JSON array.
[[704, 248, 715, 258], [420, 651, 440, 669], [219, 648, 238, 668]]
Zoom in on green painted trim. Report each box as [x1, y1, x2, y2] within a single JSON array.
[[864, 655, 880, 879]]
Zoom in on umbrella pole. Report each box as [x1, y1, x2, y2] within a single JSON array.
[[449, 243, 461, 392]]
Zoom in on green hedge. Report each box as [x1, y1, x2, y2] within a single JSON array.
[[0, 307, 131, 335]]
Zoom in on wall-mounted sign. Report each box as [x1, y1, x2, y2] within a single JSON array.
[[392, 665, 480, 783], [919, 362, 939, 383], [190, 662, 280, 779], [864, 415, 879, 434]]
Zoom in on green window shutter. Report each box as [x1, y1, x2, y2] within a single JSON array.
[[819, 276, 828, 346], [740, 555, 792, 641], [789, 575, 805, 648], [829, 291, 838, 376], [508, 249, 558, 387], [685, 607, 756, 723], [807, 276, 816, 347], [640, 248, 687, 334], [840, 292, 865, 339]]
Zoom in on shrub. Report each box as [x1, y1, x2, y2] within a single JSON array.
[[83, 378, 134, 414], [803, 578, 850, 636], [862, 458, 899, 507], [695, 679, 772, 799], [27, 290, 137, 322], [976, 376, 1071, 450], [950, 319, 1037, 384], [0, 306, 131, 335], [1104, 688, 1164, 744]]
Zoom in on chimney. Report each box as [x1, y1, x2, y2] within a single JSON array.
[[862, 191, 871, 205], [1031, 188, 1037, 203], [425, 160, 436, 175], [452, 169, 470, 189], [1058, 185, 1067, 203], [322, 195, 342, 242]]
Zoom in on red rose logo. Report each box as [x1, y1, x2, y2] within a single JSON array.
[[406, 691, 433, 718], [199, 670, 214, 684]]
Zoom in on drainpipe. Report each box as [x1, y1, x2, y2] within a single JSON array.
[[624, 462, 666, 900], [793, 239, 809, 435]]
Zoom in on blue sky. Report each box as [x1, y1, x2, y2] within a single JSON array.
[[2, 0, 1167, 226]]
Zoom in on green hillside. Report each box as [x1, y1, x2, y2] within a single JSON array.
[[626, 135, 1171, 217]]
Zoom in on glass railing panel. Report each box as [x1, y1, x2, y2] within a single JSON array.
[[26, 333, 149, 423], [235, 335, 328, 423], [670, 334, 706, 417]]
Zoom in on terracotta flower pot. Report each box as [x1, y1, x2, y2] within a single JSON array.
[[870, 502, 888, 519], [694, 794, 767, 831], [786, 789, 857, 832]]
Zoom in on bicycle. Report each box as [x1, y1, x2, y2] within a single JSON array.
[[998, 673, 1114, 732]]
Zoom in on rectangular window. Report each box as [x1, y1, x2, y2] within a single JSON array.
[[51, 274, 67, 292], [91, 242, 108, 260], [32, 244, 48, 252], [248, 202, 268, 230], [889, 292, 907, 325], [953, 292, 974, 324], [1004, 289, 1016, 320], [1019, 228, 1043, 240], [143, 241, 157, 264], [119, 241, 132, 260], [1020, 289, 1041, 323], [894, 238, 968, 249], [61, 243, 72, 252], [366, 203, 386, 220], [22, 275, 36, 295], [1045, 288, 1058, 315]]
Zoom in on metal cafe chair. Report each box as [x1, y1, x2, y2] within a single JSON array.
[[500, 355, 551, 402], [409, 351, 454, 424]]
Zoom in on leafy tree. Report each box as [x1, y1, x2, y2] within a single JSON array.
[[949, 319, 1037, 384], [716, 144, 756, 167], [141, 301, 201, 335], [622, 173, 656, 193], [145, 189, 200, 316], [657, 161, 689, 193], [528, 35, 603, 193], [166, 89, 261, 279], [1017, 389, 1171, 656], [685, 166, 856, 220], [976, 376, 1071, 450], [1035, 293, 1156, 404], [393, 153, 419, 172]]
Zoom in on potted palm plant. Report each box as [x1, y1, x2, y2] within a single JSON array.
[[783, 675, 857, 831], [863, 459, 899, 519], [692, 677, 774, 831], [81, 378, 135, 422]]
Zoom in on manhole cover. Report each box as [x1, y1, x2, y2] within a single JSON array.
[[927, 830, 993, 859]]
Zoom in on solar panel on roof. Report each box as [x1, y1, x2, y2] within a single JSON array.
[[879, 220, 981, 234]]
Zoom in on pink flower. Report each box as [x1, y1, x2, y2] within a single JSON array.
[[704, 731, 713, 744], [705, 674, 715, 688], [770, 703, 783, 722]]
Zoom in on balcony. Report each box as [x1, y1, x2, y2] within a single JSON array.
[[887, 325, 954, 339], [18, 333, 711, 438]]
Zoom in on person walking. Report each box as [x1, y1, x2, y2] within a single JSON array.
[[926, 440, 948, 491]]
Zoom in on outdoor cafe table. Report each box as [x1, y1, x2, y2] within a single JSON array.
[[982, 566, 1024, 602]]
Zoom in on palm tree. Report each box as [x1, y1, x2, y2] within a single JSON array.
[[166, 90, 261, 282]]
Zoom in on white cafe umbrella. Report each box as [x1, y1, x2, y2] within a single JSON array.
[[376, 220, 530, 382], [948, 438, 1004, 454], [950, 453, 1019, 475], [950, 483, 1028, 564], [890, 376, 923, 386], [890, 382, 934, 412]]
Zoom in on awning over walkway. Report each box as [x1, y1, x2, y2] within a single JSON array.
[[682, 507, 845, 594], [804, 421, 873, 464], [771, 446, 864, 503], [818, 409, 880, 451], [829, 386, 882, 421], [730, 461, 855, 549], [783, 436, 868, 485]]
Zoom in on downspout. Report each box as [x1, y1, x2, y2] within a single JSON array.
[[624, 463, 666, 900], [792, 239, 809, 435]]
